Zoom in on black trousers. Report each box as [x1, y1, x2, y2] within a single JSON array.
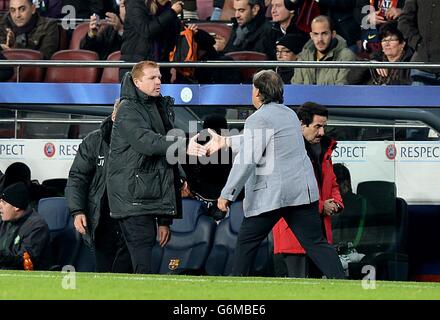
[[232, 201, 346, 279], [94, 212, 132, 273], [118, 215, 157, 274]]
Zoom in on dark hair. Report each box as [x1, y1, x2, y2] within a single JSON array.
[[333, 163, 351, 187], [311, 15, 335, 32], [252, 70, 284, 104], [296, 101, 328, 126], [379, 21, 405, 43]]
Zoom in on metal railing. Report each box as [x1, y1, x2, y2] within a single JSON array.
[[1, 60, 440, 69]]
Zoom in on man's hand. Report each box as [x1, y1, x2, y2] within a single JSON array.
[[171, 1, 184, 15], [181, 181, 193, 198], [217, 196, 230, 212], [88, 14, 99, 37], [1, 28, 15, 49], [74, 213, 87, 234], [204, 128, 229, 156], [214, 35, 226, 52], [186, 23, 198, 34], [158, 225, 171, 247], [105, 12, 123, 33], [323, 199, 339, 216], [385, 7, 402, 20], [187, 133, 207, 156]]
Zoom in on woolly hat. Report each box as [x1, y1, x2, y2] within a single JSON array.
[[1, 182, 30, 209], [276, 34, 308, 55]]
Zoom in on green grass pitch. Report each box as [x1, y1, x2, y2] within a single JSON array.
[[1, 270, 440, 300]]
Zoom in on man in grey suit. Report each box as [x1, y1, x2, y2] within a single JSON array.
[[206, 70, 345, 278]]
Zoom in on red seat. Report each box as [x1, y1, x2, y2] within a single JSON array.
[[196, 22, 233, 44], [197, 0, 214, 20], [100, 50, 121, 83], [2, 49, 45, 82], [220, 0, 235, 21], [45, 49, 100, 83], [69, 22, 109, 49], [224, 51, 267, 83], [0, 0, 10, 11]]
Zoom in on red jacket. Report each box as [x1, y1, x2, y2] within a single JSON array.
[[273, 137, 343, 254]]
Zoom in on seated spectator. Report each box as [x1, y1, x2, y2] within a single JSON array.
[[0, 49, 13, 81], [1, 162, 59, 209], [182, 114, 243, 220], [270, 0, 309, 44], [358, 0, 405, 56], [214, 0, 275, 59], [0, 0, 59, 59], [61, 0, 103, 19], [80, 0, 125, 60], [348, 21, 412, 85], [292, 15, 356, 85], [275, 33, 307, 83], [0, 182, 51, 270]]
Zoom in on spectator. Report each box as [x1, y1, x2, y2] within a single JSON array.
[[65, 99, 132, 273], [119, 0, 183, 82], [0, 50, 13, 81], [205, 70, 346, 279], [359, 0, 406, 56], [0, 0, 59, 59], [183, 0, 199, 20], [318, 0, 362, 51], [270, 0, 309, 44], [61, 0, 103, 19], [348, 21, 413, 85], [214, 0, 275, 59], [0, 182, 51, 270], [107, 61, 203, 274], [398, 0, 440, 85], [292, 15, 356, 85], [275, 33, 307, 83], [80, 0, 125, 60], [1, 162, 58, 209], [273, 102, 344, 278]]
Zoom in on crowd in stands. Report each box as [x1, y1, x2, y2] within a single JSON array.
[[0, 0, 438, 85]]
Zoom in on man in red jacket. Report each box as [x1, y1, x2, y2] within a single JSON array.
[[272, 101, 343, 278]]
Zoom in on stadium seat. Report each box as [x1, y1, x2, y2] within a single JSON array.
[[2, 49, 45, 82], [100, 50, 121, 83], [196, 22, 233, 44], [45, 49, 100, 83], [0, 0, 9, 11], [220, 0, 235, 21], [58, 24, 68, 51], [346, 181, 409, 280], [152, 198, 217, 274], [42, 178, 67, 196], [37, 197, 95, 272], [197, 0, 214, 20], [69, 21, 109, 49], [205, 200, 274, 276], [224, 51, 267, 83]]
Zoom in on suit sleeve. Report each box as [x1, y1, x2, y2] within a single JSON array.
[[221, 115, 272, 201]]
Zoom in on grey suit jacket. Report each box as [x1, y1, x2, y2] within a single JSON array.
[[220, 102, 319, 217]]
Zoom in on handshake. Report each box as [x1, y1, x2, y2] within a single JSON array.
[[187, 129, 229, 157]]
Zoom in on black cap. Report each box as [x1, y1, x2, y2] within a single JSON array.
[[1, 182, 30, 209], [276, 34, 308, 55]]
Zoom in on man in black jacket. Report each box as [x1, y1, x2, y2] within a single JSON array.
[[0, 182, 51, 270], [65, 99, 131, 273], [107, 60, 201, 274]]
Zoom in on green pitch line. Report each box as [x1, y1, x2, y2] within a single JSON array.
[[1, 271, 440, 300]]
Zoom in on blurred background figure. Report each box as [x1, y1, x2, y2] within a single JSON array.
[[275, 33, 308, 83]]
